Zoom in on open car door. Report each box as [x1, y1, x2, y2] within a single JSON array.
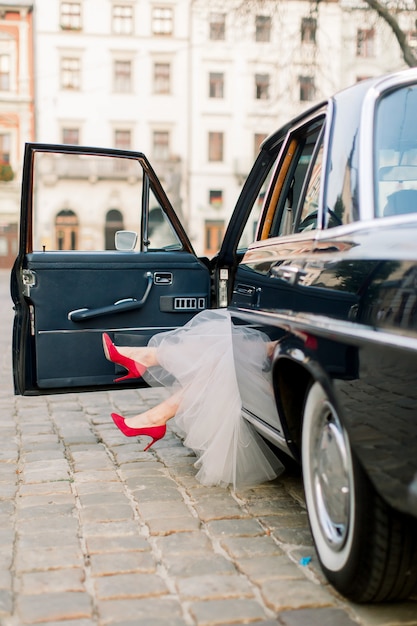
[[11, 143, 210, 395]]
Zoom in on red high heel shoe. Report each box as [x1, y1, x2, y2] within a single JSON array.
[[111, 413, 166, 451], [102, 333, 147, 383]]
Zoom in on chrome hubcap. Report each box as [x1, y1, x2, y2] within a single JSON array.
[[311, 401, 351, 550]]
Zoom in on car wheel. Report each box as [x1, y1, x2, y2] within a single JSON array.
[[301, 381, 417, 602]]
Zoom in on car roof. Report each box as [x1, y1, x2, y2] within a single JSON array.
[[260, 67, 417, 155]]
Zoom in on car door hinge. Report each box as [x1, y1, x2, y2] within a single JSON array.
[[22, 269, 36, 297]]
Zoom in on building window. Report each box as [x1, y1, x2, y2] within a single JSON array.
[[105, 209, 124, 250], [208, 132, 223, 162], [255, 15, 271, 42], [55, 210, 78, 250], [254, 133, 267, 157], [255, 73, 269, 100], [204, 220, 224, 256], [299, 75, 315, 102], [209, 189, 223, 207], [0, 54, 10, 91], [61, 57, 80, 90], [301, 17, 316, 43], [357, 28, 375, 57], [114, 60, 132, 92], [154, 62, 170, 94], [209, 13, 225, 40], [112, 5, 133, 35], [60, 2, 82, 30], [153, 130, 170, 160], [209, 72, 224, 98], [114, 129, 131, 150], [152, 7, 173, 35], [0, 133, 10, 163], [62, 128, 79, 144]]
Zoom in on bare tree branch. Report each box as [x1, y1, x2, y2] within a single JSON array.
[[363, 0, 417, 66]]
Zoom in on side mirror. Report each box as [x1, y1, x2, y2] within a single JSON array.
[[115, 230, 137, 251]]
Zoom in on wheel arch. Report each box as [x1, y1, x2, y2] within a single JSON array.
[[271, 348, 337, 462]]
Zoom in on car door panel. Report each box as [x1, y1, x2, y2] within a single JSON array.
[[12, 143, 210, 395], [22, 250, 209, 390]]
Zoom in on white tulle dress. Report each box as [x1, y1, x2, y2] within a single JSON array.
[[143, 309, 283, 489]]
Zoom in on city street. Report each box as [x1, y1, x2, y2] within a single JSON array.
[[1, 268, 416, 626]]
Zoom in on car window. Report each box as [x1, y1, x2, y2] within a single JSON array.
[[32, 151, 183, 252], [237, 166, 275, 250], [259, 117, 324, 239], [375, 84, 417, 219]]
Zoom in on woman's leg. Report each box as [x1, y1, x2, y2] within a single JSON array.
[[123, 390, 181, 429]]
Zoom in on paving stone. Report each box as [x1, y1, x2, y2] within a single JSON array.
[[15, 501, 75, 519], [136, 500, 192, 520], [237, 555, 306, 582], [86, 535, 150, 554], [21, 459, 71, 483], [132, 485, 185, 502], [0, 500, 14, 516], [205, 518, 265, 537], [78, 492, 131, 507], [260, 512, 309, 530], [260, 579, 335, 611], [82, 520, 141, 537], [80, 504, 134, 523], [125, 473, 179, 490], [0, 483, 18, 498], [155, 531, 212, 554], [146, 515, 201, 535], [75, 481, 125, 495], [176, 573, 254, 600], [246, 498, 304, 517], [16, 492, 75, 509], [189, 598, 268, 625], [18, 569, 86, 594], [0, 569, 12, 589], [277, 607, 359, 626], [17, 516, 79, 535], [15, 546, 84, 572], [97, 597, 183, 623], [164, 553, 236, 577], [18, 481, 73, 496], [270, 526, 314, 546], [220, 535, 283, 559], [73, 469, 120, 482], [71, 450, 115, 471], [94, 572, 169, 599], [0, 589, 13, 615], [17, 530, 80, 549], [16, 591, 92, 623], [26, 622, 96, 626], [193, 498, 247, 521], [118, 460, 168, 476], [89, 551, 157, 576]]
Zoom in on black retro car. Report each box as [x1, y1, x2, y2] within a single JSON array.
[[11, 68, 417, 603]]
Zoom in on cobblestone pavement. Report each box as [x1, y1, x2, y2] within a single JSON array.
[[1, 269, 417, 626]]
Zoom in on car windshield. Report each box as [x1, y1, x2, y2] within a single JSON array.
[[375, 83, 417, 218]]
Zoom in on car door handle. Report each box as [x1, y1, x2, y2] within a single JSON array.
[[270, 265, 306, 285], [68, 272, 153, 321]]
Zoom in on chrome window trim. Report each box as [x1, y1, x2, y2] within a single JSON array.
[[359, 68, 417, 223]]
